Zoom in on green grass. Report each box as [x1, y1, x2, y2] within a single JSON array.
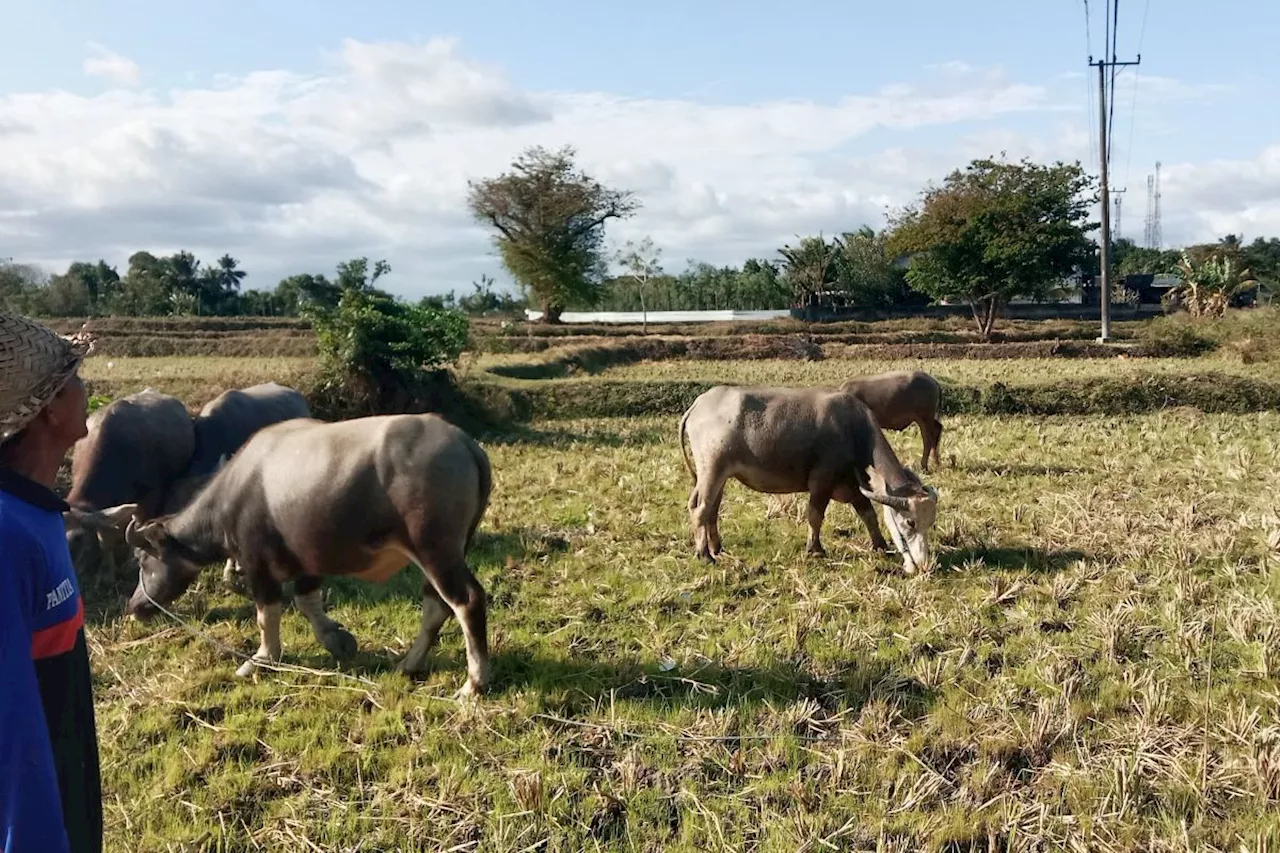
[[578, 356, 1280, 386], [86, 411, 1280, 851]]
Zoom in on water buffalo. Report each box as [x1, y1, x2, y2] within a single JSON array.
[[839, 370, 943, 473], [63, 388, 196, 575], [163, 382, 310, 588], [188, 382, 311, 478], [678, 385, 939, 572], [88, 413, 494, 697]]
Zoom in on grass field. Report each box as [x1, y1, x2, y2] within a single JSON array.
[[54, 313, 1280, 850], [84, 408, 1280, 851], [518, 356, 1280, 386]]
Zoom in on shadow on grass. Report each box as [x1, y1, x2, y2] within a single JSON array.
[[938, 545, 1093, 574], [83, 527, 559, 626], [277, 645, 935, 716]]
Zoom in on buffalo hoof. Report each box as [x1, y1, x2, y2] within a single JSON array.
[[235, 655, 275, 678], [806, 544, 826, 557], [396, 655, 430, 677], [322, 627, 358, 662], [695, 550, 716, 564], [454, 679, 485, 701]]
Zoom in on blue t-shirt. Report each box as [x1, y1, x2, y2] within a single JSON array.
[[1, 468, 101, 853]]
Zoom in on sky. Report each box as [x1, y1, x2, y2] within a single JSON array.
[[1, 0, 1277, 299]]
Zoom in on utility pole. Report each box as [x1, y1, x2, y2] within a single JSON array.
[[1090, 52, 1140, 342]]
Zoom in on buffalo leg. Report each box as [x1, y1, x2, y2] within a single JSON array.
[[397, 580, 452, 675], [805, 472, 837, 556], [688, 468, 728, 562], [851, 491, 891, 553], [930, 419, 944, 470], [236, 601, 282, 677], [293, 576, 357, 662], [423, 555, 490, 698]]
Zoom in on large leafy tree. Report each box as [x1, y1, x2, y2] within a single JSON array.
[[887, 156, 1098, 338], [467, 145, 639, 323]]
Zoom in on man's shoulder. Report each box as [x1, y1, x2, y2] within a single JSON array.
[[1, 490, 84, 648]]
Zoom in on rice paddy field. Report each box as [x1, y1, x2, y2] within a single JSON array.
[[66, 314, 1280, 851]]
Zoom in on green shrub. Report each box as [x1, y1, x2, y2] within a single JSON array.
[[306, 288, 469, 385]]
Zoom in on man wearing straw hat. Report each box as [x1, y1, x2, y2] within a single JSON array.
[[1, 311, 101, 853]]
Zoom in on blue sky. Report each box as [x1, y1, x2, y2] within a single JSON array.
[[1, 0, 1275, 296]]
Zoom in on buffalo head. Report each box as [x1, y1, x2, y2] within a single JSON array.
[[860, 470, 939, 573], [63, 504, 141, 576]]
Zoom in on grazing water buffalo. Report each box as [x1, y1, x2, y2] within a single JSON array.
[[839, 370, 943, 473], [90, 413, 494, 697], [163, 382, 310, 588], [678, 385, 939, 572], [63, 388, 196, 575], [189, 382, 311, 478]]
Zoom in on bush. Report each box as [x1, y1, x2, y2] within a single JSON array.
[[306, 288, 469, 385], [1134, 317, 1217, 357]]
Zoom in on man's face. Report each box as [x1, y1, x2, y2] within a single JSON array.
[[42, 371, 89, 448]]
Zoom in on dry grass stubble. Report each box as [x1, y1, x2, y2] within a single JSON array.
[[84, 410, 1280, 851]]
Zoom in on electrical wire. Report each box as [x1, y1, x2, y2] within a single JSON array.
[[1120, 0, 1151, 199], [1083, 0, 1099, 170]]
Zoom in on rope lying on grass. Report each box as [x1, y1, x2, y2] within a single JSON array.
[[137, 583, 383, 689]]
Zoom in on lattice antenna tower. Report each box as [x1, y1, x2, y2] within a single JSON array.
[[1151, 161, 1162, 249], [1144, 172, 1155, 248]]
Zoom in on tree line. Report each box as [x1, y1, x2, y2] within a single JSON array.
[[5, 146, 1280, 337]]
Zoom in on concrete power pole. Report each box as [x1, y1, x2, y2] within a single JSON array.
[[1090, 51, 1140, 342]]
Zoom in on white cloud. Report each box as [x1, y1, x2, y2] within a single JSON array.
[[82, 43, 142, 87], [0, 37, 1272, 295]]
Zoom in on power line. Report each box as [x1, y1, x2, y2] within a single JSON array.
[[1089, 17, 1140, 343], [1121, 0, 1152, 189], [1083, 0, 1099, 169], [1107, 0, 1120, 166]]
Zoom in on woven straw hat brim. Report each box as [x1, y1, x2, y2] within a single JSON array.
[[1, 312, 96, 441]]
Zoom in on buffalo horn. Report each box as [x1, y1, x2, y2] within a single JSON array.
[[860, 488, 912, 512], [125, 518, 150, 550]]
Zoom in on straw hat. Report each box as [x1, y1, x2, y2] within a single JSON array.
[[1, 312, 96, 441]]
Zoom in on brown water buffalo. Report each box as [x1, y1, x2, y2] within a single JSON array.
[[87, 413, 494, 697], [839, 370, 943, 473], [63, 388, 195, 575], [678, 385, 939, 572]]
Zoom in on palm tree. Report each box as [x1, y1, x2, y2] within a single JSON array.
[[777, 234, 840, 305]]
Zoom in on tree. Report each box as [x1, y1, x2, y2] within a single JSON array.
[[0, 259, 44, 313], [831, 227, 923, 307], [614, 237, 664, 332], [1111, 238, 1179, 277], [777, 234, 840, 305], [197, 254, 246, 314], [111, 251, 172, 316], [336, 257, 392, 293], [276, 273, 340, 314], [887, 155, 1097, 339], [467, 145, 639, 323], [1243, 237, 1280, 284]]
